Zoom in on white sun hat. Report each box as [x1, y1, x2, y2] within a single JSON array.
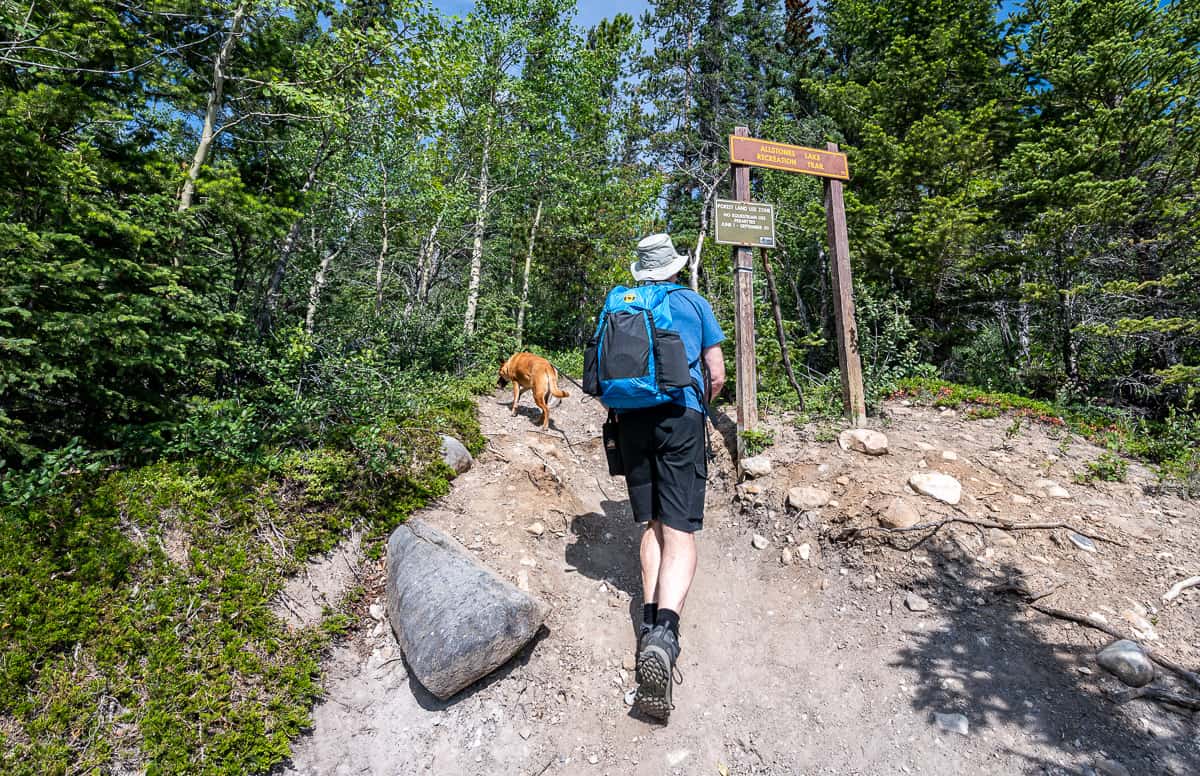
[[631, 233, 689, 282]]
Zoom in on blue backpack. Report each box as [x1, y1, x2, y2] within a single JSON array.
[[582, 283, 703, 410]]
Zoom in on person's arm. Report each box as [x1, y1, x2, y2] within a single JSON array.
[[702, 344, 725, 403]]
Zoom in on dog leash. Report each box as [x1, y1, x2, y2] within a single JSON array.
[[547, 361, 596, 404]]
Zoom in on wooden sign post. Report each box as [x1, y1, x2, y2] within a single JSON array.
[[731, 127, 758, 455], [822, 141, 867, 427], [727, 131, 867, 450]]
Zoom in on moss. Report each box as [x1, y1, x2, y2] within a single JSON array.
[[0, 381, 485, 773]]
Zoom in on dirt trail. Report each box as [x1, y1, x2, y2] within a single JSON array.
[[281, 389, 1199, 776]]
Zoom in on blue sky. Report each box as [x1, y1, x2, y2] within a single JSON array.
[[434, 1, 650, 29], [435, 1, 1027, 31]]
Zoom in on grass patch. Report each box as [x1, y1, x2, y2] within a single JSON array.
[[740, 428, 775, 457], [0, 380, 485, 775]]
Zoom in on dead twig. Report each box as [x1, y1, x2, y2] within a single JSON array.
[[529, 448, 561, 483], [988, 580, 1064, 603], [1105, 686, 1200, 712], [1026, 602, 1200, 692], [1162, 575, 1200, 603], [534, 756, 555, 776]]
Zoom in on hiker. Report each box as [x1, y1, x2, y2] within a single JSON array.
[[583, 232, 726, 720]]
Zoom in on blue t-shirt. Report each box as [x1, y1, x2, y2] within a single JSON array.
[[664, 288, 725, 413]]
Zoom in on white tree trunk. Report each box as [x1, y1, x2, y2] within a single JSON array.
[[374, 163, 389, 314], [463, 127, 492, 337], [305, 243, 345, 336], [178, 2, 246, 215], [515, 199, 543, 347], [409, 214, 443, 314]]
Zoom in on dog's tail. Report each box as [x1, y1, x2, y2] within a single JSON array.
[[544, 370, 569, 406]]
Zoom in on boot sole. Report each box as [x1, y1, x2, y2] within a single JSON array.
[[634, 644, 672, 720]]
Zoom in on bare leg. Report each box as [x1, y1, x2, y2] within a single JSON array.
[[655, 525, 697, 614], [640, 521, 664, 605]]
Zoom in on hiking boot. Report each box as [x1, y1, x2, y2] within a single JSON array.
[[634, 624, 680, 720]]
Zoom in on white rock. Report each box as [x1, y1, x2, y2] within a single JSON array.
[[588, 754, 599, 765], [1121, 609, 1159, 641], [880, 497, 922, 529], [798, 543, 811, 561], [525, 521, 545, 537], [941, 450, 958, 461], [1034, 478, 1071, 499], [780, 548, 793, 565], [905, 592, 930, 612], [740, 456, 772, 479], [934, 712, 969, 736], [624, 688, 636, 706], [666, 750, 691, 768], [916, 442, 935, 452], [369, 603, 385, 621], [838, 428, 889, 456], [752, 533, 769, 550], [908, 472, 963, 505], [788, 486, 831, 510], [1011, 494, 1033, 505], [1067, 532, 1096, 553]]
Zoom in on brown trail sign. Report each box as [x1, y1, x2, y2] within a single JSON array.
[[728, 129, 866, 458]]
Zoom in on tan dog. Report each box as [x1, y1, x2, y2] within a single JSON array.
[[498, 352, 569, 430]]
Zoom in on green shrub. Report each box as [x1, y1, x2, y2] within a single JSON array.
[[1076, 452, 1129, 484], [741, 428, 775, 457]]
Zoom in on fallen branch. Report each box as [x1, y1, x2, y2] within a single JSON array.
[[988, 580, 1064, 603], [1026, 602, 1200, 692], [1162, 575, 1200, 604], [837, 514, 1123, 547], [1105, 686, 1200, 712]]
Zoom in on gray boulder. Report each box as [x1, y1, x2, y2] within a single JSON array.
[[387, 520, 547, 699], [1096, 639, 1154, 687], [440, 435, 473, 475]]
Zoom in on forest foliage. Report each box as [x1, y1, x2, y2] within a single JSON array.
[[1, 0, 1199, 772]]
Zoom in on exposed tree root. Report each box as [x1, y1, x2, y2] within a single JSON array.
[[1105, 686, 1200, 712]]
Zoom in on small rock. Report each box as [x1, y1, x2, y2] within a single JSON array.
[[740, 456, 772, 479], [1097, 640, 1155, 687], [622, 654, 637, 671], [624, 688, 636, 706], [788, 486, 831, 510], [905, 592, 930, 612], [836, 475, 850, 485], [752, 533, 769, 550], [939, 408, 957, 418], [519, 728, 531, 740], [440, 435, 474, 475], [941, 450, 958, 461], [1011, 494, 1032, 505], [908, 472, 963, 505], [525, 521, 545, 537], [1034, 478, 1071, 499], [1068, 532, 1096, 553], [369, 603, 385, 621], [987, 528, 1017, 548], [666, 750, 691, 768], [880, 497, 922, 530], [588, 754, 599, 765], [838, 428, 889, 456], [1121, 609, 1159, 641], [933, 712, 969, 736], [916, 442, 935, 452], [780, 548, 793, 565], [798, 543, 811, 561], [1093, 758, 1131, 776]]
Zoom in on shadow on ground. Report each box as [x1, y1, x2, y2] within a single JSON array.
[[892, 557, 1198, 775]]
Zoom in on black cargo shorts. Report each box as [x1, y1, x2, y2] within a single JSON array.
[[616, 403, 707, 533]]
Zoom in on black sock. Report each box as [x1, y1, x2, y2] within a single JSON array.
[[642, 603, 657, 629], [657, 608, 680, 637]]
